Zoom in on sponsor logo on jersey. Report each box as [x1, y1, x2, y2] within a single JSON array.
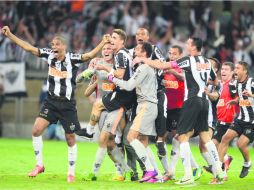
[[217, 99, 225, 107], [196, 62, 210, 71], [239, 99, 252, 107], [164, 80, 179, 89], [49, 66, 68, 78]]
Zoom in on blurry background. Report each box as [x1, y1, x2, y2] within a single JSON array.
[[0, 1, 254, 139]]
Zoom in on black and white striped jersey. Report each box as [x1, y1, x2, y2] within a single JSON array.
[[39, 48, 83, 100], [176, 55, 216, 101], [129, 45, 165, 90], [236, 77, 254, 123], [114, 47, 133, 83]]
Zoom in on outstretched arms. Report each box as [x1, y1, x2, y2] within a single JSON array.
[[1, 26, 39, 56]]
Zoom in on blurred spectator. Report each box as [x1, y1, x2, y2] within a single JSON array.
[[123, 0, 148, 37], [0, 32, 13, 61], [233, 39, 252, 66]]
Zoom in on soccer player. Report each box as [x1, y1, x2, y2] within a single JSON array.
[[219, 61, 254, 179], [203, 62, 236, 183], [78, 29, 135, 138], [1, 25, 110, 183], [76, 43, 126, 181], [109, 42, 159, 183], [134, 37, 223, 185], [163, 45, 202, 182], [129, 28, 168, 177]]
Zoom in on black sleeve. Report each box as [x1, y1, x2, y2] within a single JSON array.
[[209, 66, 216, 81], [38, 48, 51, 59], [115, 52, 129, 69], [176, 56, 191, 71], [251, 78, 254, 94], [70, 52, 83, 67], [229, 80, 237, 98], [152, 46, 165, 61]]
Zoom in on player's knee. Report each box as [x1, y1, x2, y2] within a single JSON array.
[[221, 134, 232, 144], [127, 132, 134, 144], [32, 126, 42, 136], [236, 140, 245, 149], [65, 134, 75, 146]]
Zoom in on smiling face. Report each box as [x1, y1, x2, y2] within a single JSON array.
[[50, 36, 67, 60], [135, 28, 149, 45], [101, 43, 113, 61]]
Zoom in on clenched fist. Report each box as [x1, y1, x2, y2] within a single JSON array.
[[102, 34, 111, 44], [1, 26, 11, 37]]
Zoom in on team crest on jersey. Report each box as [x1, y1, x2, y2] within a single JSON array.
[[44, 109, 48, 114]]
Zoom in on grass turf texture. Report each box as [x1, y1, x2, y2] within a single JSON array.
[[0, 138, 253, 190]]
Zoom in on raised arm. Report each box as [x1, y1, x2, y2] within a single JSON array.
[[133, 57, 172, 70], [81, 34, 111, 61], [1, 26, 39, 56]]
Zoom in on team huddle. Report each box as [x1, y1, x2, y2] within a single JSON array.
[[1, 25, 254, 185]]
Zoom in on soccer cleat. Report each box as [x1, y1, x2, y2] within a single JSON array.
[[193, 167, 203, 181], [67, 175, 75, 183], [84, 173, 97, 181], [162, 172, 176, 182], [131, 172, 139, 181], [209, 177, 223, 185], [215, 171, 225, 182], [145, 177, 158, 183], [203, 165, 213, 174], [175, 177, 194, 185], [139, 170, 158, 183], [124, 170, 134, 181], [75, 128, 94, 140], [28, 165, 45, 177], [224, 156, 233, 172], [112, 174, 124, 181], [239, 164, 252, 178]]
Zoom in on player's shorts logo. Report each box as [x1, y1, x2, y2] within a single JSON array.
[[70, 123, 75, 131], [44, 109, 48, 114]]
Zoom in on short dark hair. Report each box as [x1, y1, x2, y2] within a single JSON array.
[[141, 42, 153, 58], [113, 29, 127, 43], [237, 61, 249, 73], [191, 37, 203, 52], [223, 61, 234, 71], [171, 45, 183, 54]]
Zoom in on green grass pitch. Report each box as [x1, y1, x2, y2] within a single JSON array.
[[0, 138, 253, 190]]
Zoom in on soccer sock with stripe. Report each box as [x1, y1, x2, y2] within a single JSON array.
[[168, 137, 179, 176], [130, 139, 154, 171], [32, 136, 43, 167], [93, 147, 107, 176], [68, 144, 77, 176], [179, 142, 192, 179]]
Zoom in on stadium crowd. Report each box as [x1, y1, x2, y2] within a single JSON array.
[[1, 1, 254, 69], [1, 0, 254, 186]]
